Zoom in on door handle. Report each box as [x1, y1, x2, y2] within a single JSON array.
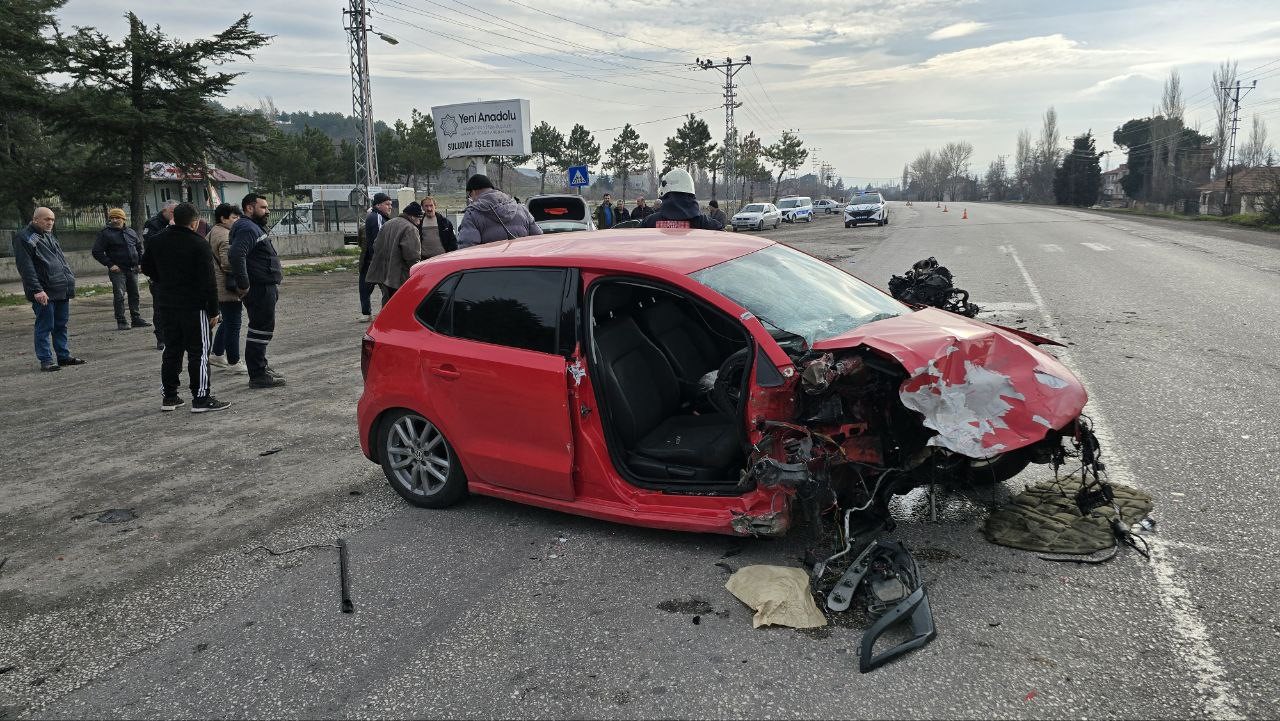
[[430, 365, 461, 380]]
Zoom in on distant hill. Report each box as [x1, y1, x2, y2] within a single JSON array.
[[275, 111, 390, 141]]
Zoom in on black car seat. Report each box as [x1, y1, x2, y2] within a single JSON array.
[[592, 285, 741, 481], [636, 298, 723, 399]]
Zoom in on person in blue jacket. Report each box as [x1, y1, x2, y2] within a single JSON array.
[[11, 207, 86, 371]]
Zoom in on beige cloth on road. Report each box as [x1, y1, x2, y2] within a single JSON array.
[[725, 565, 827, 629]]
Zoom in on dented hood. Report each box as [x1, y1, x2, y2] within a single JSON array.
[[812, 308, 1086, 459]]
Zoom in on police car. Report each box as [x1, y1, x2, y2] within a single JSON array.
[[777, 196, 814, 223]]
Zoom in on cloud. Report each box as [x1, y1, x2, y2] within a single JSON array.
[[927, 21, 988, 41], [907, 118, 994, 128]]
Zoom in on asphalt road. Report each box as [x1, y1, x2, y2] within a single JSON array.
[[1, 204, 1276, 719]]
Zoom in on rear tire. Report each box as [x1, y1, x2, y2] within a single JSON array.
[[379, 410, 467, 508]]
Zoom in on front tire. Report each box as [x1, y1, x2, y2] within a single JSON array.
[[379, 410, 467, 508]]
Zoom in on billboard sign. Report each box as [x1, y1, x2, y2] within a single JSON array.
[[431, 99, 532, 159]]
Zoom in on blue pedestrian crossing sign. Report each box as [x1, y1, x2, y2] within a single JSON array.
[[567, 165, 590, 187]]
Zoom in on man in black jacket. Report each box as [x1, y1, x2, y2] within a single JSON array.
[[93, 208, 150, 330], [420, 196, 457, 255], [141, 200, 176, 350], [359, 192, 392, 322], [140, 203, 229, 413], [228, 193, 286, 389]]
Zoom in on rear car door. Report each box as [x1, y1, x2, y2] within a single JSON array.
[[423, 267, 578, 500]]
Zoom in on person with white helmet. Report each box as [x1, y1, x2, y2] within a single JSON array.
[[639, 168, 724, 230]]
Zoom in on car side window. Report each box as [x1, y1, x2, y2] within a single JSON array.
[[446, 268, 567, 354], [415, 273, 460, 331]]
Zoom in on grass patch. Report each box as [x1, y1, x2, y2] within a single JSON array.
[[282, 259, 356, 276], [334, 245, 361, 256], [1094, 206, 1280, 232], [1, 282, 115, 308]]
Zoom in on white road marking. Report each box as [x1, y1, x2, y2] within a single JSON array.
[[1006, 248, 1240, 720], [977, 301, 1039, 312], [1041, 243, 1064, 253], [1081, 242, 1113, 251]]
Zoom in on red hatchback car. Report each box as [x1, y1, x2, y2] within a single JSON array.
[[357, 230, 1088, 537]]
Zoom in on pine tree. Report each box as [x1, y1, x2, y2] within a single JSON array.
[[662, 114, 716, 174], [559, 124, 599, 196], [1053, 131, 1102, 207], [530, 121, 564, 194], [764, 130, 807, 202], [602, 124, 649, 202], [60, 12, 272, 229]]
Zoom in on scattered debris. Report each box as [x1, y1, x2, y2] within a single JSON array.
[[259, 447, 283, 457], [656, 598, 714, 615], [725, 565, 827, 630], [95, 509, 136, 524], [888, 257, 980, 317], [714, 561, 735, 575], [0, 557, 7, 578]]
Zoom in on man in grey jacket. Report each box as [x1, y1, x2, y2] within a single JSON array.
[[456, 174, 542, 248], [11, 207, 85, 371], [364, 202, 425, 304]]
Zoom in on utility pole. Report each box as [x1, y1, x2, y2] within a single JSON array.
[[344, 0, 396, 209], [697, 56, 750, 202], [1221, 79, 1257, 216]]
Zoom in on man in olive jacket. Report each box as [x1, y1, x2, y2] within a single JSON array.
[[12, 207, 85, 371], [364, 202, 425, 304]]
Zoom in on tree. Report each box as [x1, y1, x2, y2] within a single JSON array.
[[601, 123, 649, 202], [734, 131, 766, 201], [530, 120, 564, 194], [663, 114, 716, 174], [984, 157, 1009, 201], [937, 141, 974, 200], [559, 123, 599, 196], [1237, 115, 1271, 168], [1031, 107, 1062, 202], [763, 130, 807, 202], [1053, 131, 1102, 207], [0, 0, 73, 221], [1114, 116, 1212, 203], [705, 147, 724, 200], [61, 12, 272, 229], [1212, 60, 1238, 176], [1014, 129, 1034, 200]]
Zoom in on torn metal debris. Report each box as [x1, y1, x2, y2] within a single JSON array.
[[888, 257, 980, 317]]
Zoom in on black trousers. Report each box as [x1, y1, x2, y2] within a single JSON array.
[[243, 284, 279, 377], [108, 268, 142, 324], [158, 307, 212, 398]]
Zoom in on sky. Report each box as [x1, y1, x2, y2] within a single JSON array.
[[61, 0, 1280, 187]]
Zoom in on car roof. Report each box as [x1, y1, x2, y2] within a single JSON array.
[[416, 229, 773, 276]]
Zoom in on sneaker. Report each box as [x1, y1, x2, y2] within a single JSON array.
[[359, 314, 371, 323], [208, 354, 227, 368], [161, 395, 184, 411], [132, 318, 152, 328], [56, 356, 86, 366], [226, 360, 248, 374], [191, 396, 232, 413], [117, 322, 129, 331], [249, 373, 287, 389], [41, 363, 61, 372], [264, 366, 285, 380]]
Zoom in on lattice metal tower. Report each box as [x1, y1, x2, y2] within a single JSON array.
[[344, 0, 379, 208], [1221, 79, 1257, 216], [697, 56, 751, 201]]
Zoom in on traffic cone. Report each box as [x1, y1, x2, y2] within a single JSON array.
[[943, 205, 949, 213], [962, 208, 968, 219]]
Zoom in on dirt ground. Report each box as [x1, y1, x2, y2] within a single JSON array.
[[0, 269, 376, 617]]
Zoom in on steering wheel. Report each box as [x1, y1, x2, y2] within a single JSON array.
[[712, 347, 751, 416]]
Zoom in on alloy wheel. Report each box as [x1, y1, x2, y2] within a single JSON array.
[[385, 413, 452, 497]]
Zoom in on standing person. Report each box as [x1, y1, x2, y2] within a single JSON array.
[[364, 202, 425, 304], [630, 196, 654, 222], [707, 200, 727, 229], [358, 192, 392, 322], [228, 193, 285, 389], [92, 208, 149, 330], [11, 207, 85, 372], [639, 169, 724, 230], [419, 196, 457, 256], [141, 203, 228, 413], [613, 199, 630, 224], [456, 174, 542, 248], [207, 203, 247, 375], [594, 193, 617, 229], [141, 200, 177, 350]]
